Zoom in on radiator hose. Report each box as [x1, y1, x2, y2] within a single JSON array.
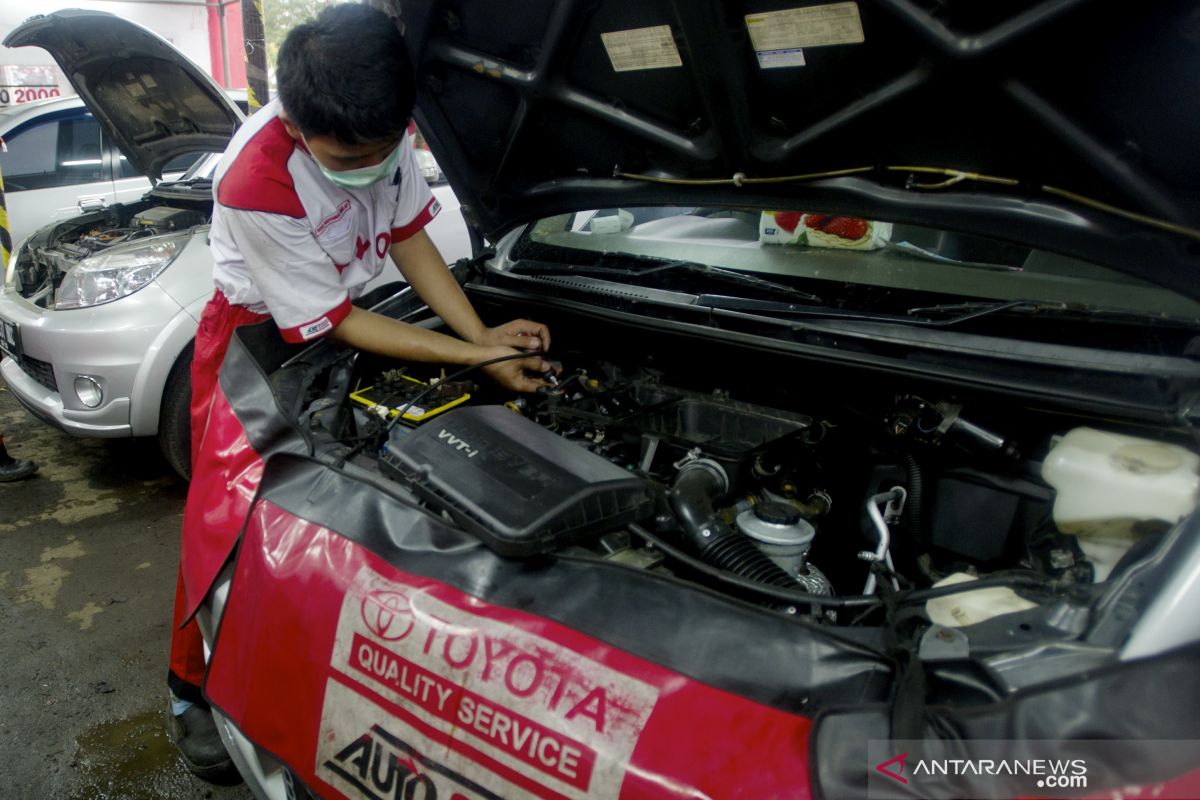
[[669, 459, 798, 588]]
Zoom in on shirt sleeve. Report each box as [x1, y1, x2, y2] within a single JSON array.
[[389, 140, 442, 242], [219, 208, 352, 343]]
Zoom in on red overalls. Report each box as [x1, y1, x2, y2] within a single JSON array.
[[168, 290, 269, 699]]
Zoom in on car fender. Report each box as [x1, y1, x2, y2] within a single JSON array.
[[128, 231, 216, 436], [127, 298, 201, 437]]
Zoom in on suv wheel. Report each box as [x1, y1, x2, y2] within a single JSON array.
[[158, 343, 193, 481]]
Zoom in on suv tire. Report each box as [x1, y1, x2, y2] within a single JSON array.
[[158, 342, 193, 481]]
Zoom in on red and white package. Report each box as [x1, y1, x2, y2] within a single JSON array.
[[760, 211, 891, 250]]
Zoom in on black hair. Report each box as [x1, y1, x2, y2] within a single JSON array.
[[276, 4, 414, 145]]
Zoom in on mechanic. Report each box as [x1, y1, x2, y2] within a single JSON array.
[[165, 4, 554, 779], [0, 432, 36, 482]]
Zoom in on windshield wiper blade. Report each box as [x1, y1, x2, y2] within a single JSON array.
[[908, 300, 1200, 328], [155, 177, 213, 190], [698, 295, 926, 324], [696, 295, 822, 314], [642, 260, 824, 304], [906, 300, 1030, 326], [512, 258, 824, 305]]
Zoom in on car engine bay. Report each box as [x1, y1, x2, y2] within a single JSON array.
[[281, 304, 1198, 632], [10, 194, 209, 308]]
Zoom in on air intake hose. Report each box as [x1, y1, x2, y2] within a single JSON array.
[[669, 460, 798, 588]]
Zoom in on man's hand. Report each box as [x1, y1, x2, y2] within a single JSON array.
[[475, 319, 552, 354], [479, 346, 556, 393]]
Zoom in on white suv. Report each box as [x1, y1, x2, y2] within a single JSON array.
[[0, 95, 206, 249]]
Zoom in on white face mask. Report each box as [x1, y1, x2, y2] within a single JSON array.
[[306, 138, 403, 189]]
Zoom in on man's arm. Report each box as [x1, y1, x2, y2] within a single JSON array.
[[388, 230, 551, 352], [328, 229, 549, 391], [388, 229, 485, 342], [330, 306, 486, 364], [333, 228, 556, 392], [330, 307, 550, 393]]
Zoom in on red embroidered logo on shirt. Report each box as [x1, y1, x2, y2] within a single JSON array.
[[315, 200, 352, 237]]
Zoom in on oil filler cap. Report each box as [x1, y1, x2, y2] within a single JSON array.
[[754, 501, 802, 525]]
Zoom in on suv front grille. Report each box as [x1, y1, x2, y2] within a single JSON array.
[[16, 354, 57, 392]]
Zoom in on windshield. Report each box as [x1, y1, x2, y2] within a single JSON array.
[[516, 207, 1200, 320], [179, 151, 221, 181]]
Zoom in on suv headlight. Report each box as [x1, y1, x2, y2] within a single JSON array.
[[4, 238, 26, 290], [55, 234, 186, 309]]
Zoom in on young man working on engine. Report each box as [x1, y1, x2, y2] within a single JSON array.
[[166, 4, 553, 778]]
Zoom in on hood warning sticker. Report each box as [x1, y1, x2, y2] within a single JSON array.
[[756, 48, 807, 69], [319, 566, 661, 799], [746, 3, 865, 53], [601, 25, 683, 73]]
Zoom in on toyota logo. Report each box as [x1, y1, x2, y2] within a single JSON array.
[[361, 590, 415, 641]]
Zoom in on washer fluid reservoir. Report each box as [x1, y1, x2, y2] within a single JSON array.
[[1042, 427, 1200, 580]]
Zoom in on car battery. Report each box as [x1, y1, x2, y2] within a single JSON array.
[[131, 206, 207, 231]]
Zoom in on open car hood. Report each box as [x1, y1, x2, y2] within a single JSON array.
[[403, 0, 1200, 293], [4, 9, 243, 181]]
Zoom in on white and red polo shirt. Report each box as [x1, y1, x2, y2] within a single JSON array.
[[209, 97, 440, 343]]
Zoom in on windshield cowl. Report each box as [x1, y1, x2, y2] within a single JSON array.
[[494, 207, 1200, 359]]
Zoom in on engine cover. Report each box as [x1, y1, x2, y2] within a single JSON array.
[[381, 405, 653, 556]]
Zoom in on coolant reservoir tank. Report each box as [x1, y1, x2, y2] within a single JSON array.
[[1042, 427, 1200, 580], [925, 573, 1037, 627]]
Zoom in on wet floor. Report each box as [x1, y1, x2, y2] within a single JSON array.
[[0, 379, 252, 799], [70, 708, 212, 800]]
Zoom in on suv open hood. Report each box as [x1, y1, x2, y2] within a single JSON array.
[[4, 9, 243, 181], [402, 0, 1200, 296]]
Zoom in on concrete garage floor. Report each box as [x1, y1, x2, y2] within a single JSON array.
[[0, 379, 254, 799]]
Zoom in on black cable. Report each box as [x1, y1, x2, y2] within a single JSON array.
[[333, 416, 388, 468], [900, 573, 1065, 604], [847, 603, 884, 626], [383, 350, 548, 434]]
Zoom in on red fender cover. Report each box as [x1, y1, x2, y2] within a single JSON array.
[[200, 445, 1200, 800], [205, 486, 819, 799]]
